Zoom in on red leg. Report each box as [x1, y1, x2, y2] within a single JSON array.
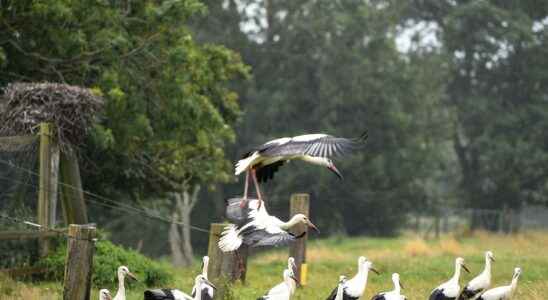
[[251, 169, 264, 208], [240, 170, 250, 208]]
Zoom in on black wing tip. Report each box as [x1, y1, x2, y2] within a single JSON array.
[[358, 129, 368, 142]]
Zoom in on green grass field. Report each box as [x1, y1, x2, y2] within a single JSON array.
[[2, 231, 548, 299]]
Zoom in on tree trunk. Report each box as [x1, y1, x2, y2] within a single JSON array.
[[168, 185, 201, 267]]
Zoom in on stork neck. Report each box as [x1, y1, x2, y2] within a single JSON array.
[[484, 256, 492, 275], [115, 273, 125, 299], [299, 156, 329, 166], [203, 262, 208, 278], [393, 278, 401, 294], [281, 216, 301, 230], [451, 263, 462, 282], [510, 276, 520, 292]]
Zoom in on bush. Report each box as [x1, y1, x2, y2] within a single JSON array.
[[39, 239, 172, 288]]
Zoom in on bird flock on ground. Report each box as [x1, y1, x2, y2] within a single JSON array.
[[97, 251, 521, 300], [96, 133, 522, 299]]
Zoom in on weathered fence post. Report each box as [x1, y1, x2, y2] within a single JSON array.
[[288, 193, 310, 286], [38, 122, 60, 256], [60, 147, 88, 224], [63, 224, 96, 300], [208, 223, 247, 298]]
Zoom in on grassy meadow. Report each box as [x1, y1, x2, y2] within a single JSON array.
[[1, 231, 548, 299]]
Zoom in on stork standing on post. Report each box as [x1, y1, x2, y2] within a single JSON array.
[[235, 131, 368, 207], [458, 251, 495, 300]]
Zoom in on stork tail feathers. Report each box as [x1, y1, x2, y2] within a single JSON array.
[[218, 224, 242, 252]]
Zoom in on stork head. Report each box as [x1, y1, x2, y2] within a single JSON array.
[[456, 257, 470, 273], [326, 159, 343, 180], [338, 275, 347, 284], [202, 256, 209, 270], [513, 267, 522, 279], [196, 274, 217, 290], [293, 214, 320, 233], [99, 289, 112, 300], [486, 251, 495, 262], [364, 260, 380, 275], [118, 266, 138, 281]]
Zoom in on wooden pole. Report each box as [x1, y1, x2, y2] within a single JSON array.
[[288, 193, 310, 286], [63, 224, 96, 300], [38, 122, 60, 256], [60, 147, 88, 224], [207, 223, 246, 298]]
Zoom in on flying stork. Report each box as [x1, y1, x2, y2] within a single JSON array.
[[458, 251, 495, 300], [144, 275, 216, 300], [371, 273, 407, 300], [325, 256, 380, 300], [113, 266, 138, 300], [429, 257, 471, 300], [477, 267, 521, 300], [236, 131, 368, 207], [99, 289, 112, 300], [257, 269, 299, 300], [218, 198, 319, 252]]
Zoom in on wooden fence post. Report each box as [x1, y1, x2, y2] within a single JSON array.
[[288, 193, 310, 286], [60, 147, 88, 224], [38, 122, 60, 256], [63, 224, 96, 300], [207, 223, 247, 298]]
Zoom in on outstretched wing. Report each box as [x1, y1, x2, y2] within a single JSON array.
[[245, 230, 306, 247], [225, 198, 260, 226], [260, 132, 367, 158]]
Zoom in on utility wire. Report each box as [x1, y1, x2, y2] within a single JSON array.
[[0, 160, 212, 234]]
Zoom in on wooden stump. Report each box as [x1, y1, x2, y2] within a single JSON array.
[[63, 224, 96, 300], [288, 193, 310, 286]]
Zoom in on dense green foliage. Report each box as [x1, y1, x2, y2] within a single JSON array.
[[39, 239, 171, 287]]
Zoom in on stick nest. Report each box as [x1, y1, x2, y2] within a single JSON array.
[[0, 82, 104, 150]]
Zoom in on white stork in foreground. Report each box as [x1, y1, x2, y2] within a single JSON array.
[[429, 257, 471, 300], [477, 267, 521, 300], [287, 257, 298, 294], [113, 266, 138, 300], [218, 198, 319, 252], [99, 289, 112, 300], [191, 256, 213, 299], [371, 273, 407, 300], [257, 269, 299, 300], [144, 275, 216, 300], [458, 251, 495, 300], [325, 256, 380, 300], [236, 131, 368, 206], [334, 276, 347, 300]]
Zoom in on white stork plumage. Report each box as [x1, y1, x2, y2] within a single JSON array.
[[236, 131, 368, 206], [325, 256, 380, 300], [99, 289, 112, 300], [218, 199, 319, 252], [429, 257, 471, 300], [144, 275, 216, 300], [334, 276, 347, 300], [371, 273, 407, 300], [191, 256, 213, 299], [458, 251, 495, 300], [477, 267, 521, 300], [113, 266, 138, 300], [257, 269, 299, 300]]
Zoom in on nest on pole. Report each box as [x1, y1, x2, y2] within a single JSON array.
[[0, 82, 104, 151]]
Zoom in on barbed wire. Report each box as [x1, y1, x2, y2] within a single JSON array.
[[0, 158, 212, 234]]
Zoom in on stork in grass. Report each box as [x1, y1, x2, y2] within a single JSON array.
[[371, 273, 407, 300], [257, 269, 299, 300], [99, 289, 112, 300], [191, 256, 213, 299], [113, 266, 138, 300], [236, 131, 368, 207], [477, 267, 521, 300], [144, 275, 216, 300], [334, 276, 347, 300], [325, 256, 380, 300], [458, 251, 495, 300], [429, 257, 471, 300], [219, 198, 319, 253]]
